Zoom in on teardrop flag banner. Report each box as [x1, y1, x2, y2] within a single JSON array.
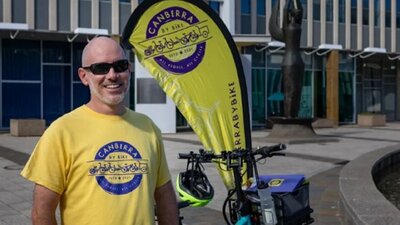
[[122, 0, 251, 189]]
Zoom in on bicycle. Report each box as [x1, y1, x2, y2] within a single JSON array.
[[176, 144, 314, 225]]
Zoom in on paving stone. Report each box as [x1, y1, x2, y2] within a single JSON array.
[[0, 191, 25, 205], [0, 208, 18, 218], [19, 209, 31, 219], [12, 190, 32, 202], [0, 214, 30, 225], [9, 202, 31, 212]]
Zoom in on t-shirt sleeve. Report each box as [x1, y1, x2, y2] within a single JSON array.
[[20, 123, 69, 195], [154, 126, 171, 188]]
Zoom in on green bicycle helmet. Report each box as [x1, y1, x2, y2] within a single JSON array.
[[176, 169, 214, 207]]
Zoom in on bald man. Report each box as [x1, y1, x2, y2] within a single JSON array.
[[21, 37, 179, 225]]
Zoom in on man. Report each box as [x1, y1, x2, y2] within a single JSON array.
[[21, 37, 179, 225]]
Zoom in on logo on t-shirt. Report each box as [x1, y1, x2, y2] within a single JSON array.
[[88, 141, 148, 195]]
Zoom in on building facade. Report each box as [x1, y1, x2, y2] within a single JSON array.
[[0, 0, 399, 130]]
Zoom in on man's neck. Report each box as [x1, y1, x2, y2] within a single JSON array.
[[86, 101, 126, 116]]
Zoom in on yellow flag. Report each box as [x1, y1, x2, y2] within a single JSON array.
[[122, 0, 251, 189]]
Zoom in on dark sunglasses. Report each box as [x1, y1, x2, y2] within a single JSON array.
[[82, 59, 129, 75]]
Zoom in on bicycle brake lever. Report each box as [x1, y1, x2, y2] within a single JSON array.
[[270, 153, 285, 157]]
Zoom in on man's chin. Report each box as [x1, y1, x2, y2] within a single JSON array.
[[103, 97, 125, 106], [90, 89, 127, 106]]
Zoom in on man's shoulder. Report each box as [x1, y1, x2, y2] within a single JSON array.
[[57, 105, 86, 121], [125, 109, 151, 120], [47, 106, 87, 128], [124, 109, 160, 130]]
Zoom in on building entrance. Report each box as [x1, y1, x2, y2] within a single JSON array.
[[356, 55, 397, 121]]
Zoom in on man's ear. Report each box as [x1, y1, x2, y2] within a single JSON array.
[[78, 68, 89, 86]]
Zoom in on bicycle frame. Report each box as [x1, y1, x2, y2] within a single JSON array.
[[178, 145, 287, 225]]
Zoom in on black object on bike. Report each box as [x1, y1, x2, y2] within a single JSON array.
[[176, 169, 214, 207]]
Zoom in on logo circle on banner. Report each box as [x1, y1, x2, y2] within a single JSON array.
[[145, 6, 209, 74]]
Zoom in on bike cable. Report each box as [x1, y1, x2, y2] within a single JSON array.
[[222, 189, 237, 225]]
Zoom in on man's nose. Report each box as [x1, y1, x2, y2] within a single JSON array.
[[106, 67, 119, 79]]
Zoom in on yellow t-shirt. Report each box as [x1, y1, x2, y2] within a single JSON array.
[[21, 105, 171, 225]]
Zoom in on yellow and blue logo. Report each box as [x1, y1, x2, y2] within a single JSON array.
[[140, 6, 210, 74], [88, 141, 148, 195]]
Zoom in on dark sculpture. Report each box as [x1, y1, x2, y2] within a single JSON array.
[[269, 0, 304, 118]]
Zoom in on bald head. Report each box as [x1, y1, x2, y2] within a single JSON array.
[[82, 37, 126, 67]]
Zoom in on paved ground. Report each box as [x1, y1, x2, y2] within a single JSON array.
[[0, 123, 399, 225]]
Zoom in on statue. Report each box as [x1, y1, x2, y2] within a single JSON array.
[[269, 0, 304, 118], [266, 0, 336, 143]]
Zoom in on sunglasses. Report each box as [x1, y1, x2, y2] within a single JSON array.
[[82, 59, 129, 75]]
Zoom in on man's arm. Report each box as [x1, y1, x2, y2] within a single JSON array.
[[155, 180, 179, 225], [31, 184, 60, 225]]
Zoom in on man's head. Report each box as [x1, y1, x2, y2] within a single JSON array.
[[78, 37, 131, 114]]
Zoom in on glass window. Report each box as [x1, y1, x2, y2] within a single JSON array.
[[2, 39, 41, 81], [267, 53, 284, 69], [79, 0, 91, 28], [256, 0, 266, 34], [243, 46, 265, 67], [301, 0, 307, 20], [209, 1, 220, 14], [73, 83, 90, 108], [364, 89, 382, 112], [43, 41, 71, 63], [241, 16, 252, 34], [241, 0, 251, 14], [0, 1, 3, 21], [137, 78, 166, 104], [100, 1, 112, 31], [257, 16, 266, 34], [58, 0, 70, 31], [339, 0, 345, 23], [2, 83, 41, 127], [73, 42, 86, 82], [339, 72, 354, 122], [120, 0, 132, 33], [257, 0, 265, 15], [326, 0, 333, 22], [43, 65, 71, 124], [312, 56, 325, 118], [351, 0, 357, 24], [385, 0, 391, 27], [241, 0, 251, 34], [12, 0, 26, 23], [298, 72, 313, 118], [395, 0, 400, 28], [252, 68, 267, 124], [339, 51, 355, 123], [374, 0, 380, 26], [313, 0, 320, 21], [35, 0, 49, 29], [266, 69, 283, 118], [363, 0, 369, 25]]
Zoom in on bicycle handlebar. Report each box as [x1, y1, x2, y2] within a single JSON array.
[[254, 144, 286, 158], [177, 144, 286, 162], [178, 152, 194, 159]]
